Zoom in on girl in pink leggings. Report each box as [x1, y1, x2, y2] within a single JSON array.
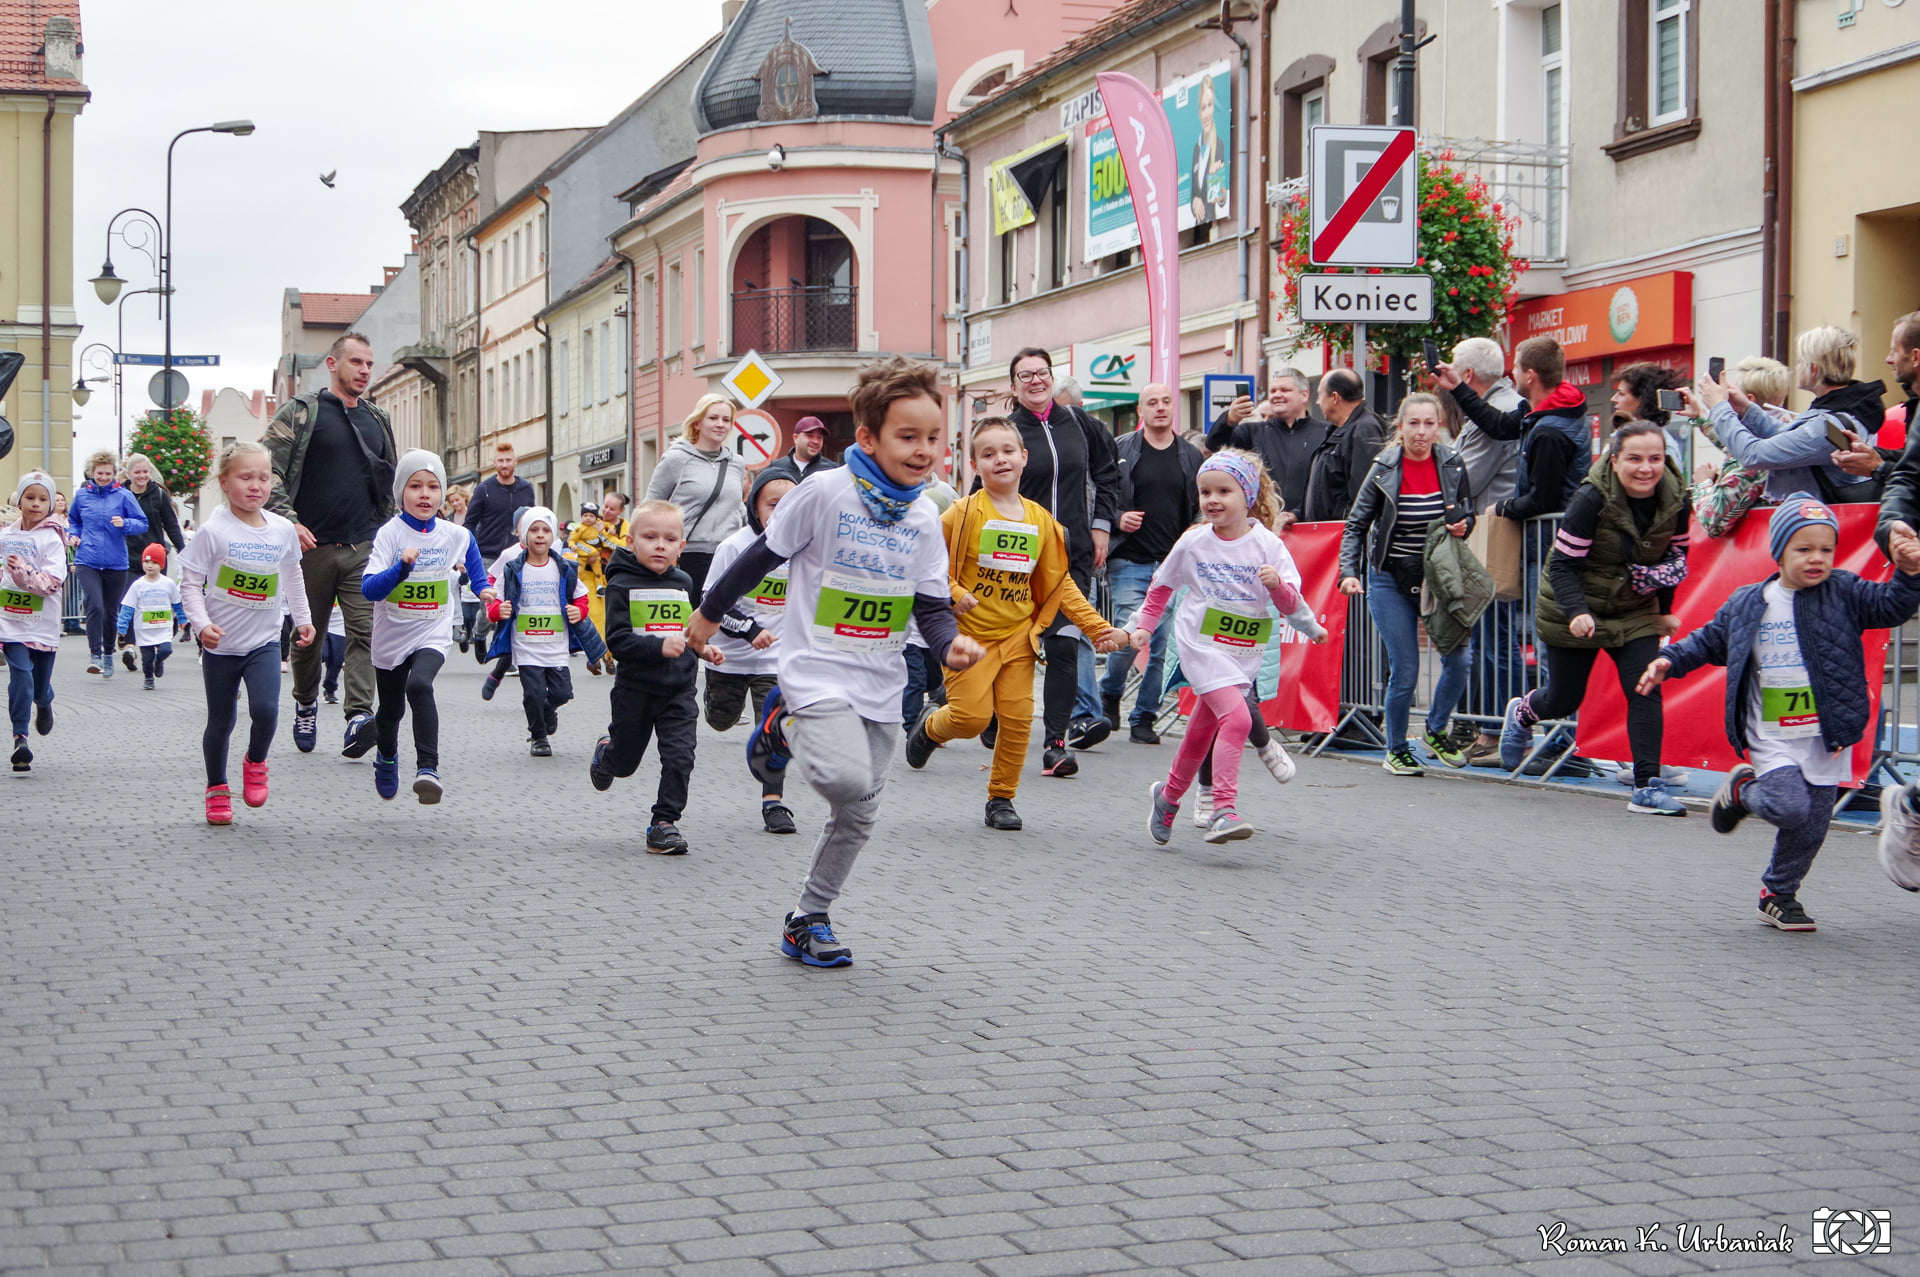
[[1130, 449, 1328, 846]]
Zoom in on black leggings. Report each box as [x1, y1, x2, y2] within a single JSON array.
[[75, 565, 127, 657], [202, 641, 278, 786], [1042, 633, 1079, 743], [1528, 635, 1665, 786], [1199, 688, 1269, 787], [375, 648, 446, 771]]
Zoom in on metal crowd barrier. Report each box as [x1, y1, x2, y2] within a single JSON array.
[[60, 571, 84, 634]]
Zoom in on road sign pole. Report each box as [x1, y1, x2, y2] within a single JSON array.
[[1387, 0, 1420, 416]]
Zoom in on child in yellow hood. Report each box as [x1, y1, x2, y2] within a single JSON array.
[[904, 416, 1128, 830]]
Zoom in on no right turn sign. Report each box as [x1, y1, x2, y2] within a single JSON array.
[[1309, 125, 1419, 268]]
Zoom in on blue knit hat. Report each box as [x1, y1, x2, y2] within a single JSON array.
[[1769, 498, 1840, 562]]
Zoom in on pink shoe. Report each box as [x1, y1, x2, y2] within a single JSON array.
[[205, 784, 233, 825], [241, 758, 269, 808]]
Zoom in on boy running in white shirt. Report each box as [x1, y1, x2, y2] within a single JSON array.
[[116, 543, 185, 689], [688, 356, 984, 967], [362, 449, 493, 803]]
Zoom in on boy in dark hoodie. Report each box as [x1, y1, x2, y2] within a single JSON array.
[[590, 499, 724, 855]]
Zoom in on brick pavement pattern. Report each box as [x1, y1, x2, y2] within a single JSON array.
[[7, 640, 1920, 1275]]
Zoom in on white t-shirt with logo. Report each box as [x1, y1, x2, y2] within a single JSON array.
[[703, 525, 784, 677], [1744, 580, 1849, 785], [1138, 522, 1306, 696], [760, 466, 947, 723], [366, 515, 479, 669], [120, 574, 182, 646], [0, 519, 68, 648], [510, 558, 573, 669], [179, 506, 310, 656]]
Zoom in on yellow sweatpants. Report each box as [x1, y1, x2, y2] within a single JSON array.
[[923, 635, 1033, 800]]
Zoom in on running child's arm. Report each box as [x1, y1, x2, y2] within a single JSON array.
[[715, 607, 766, 645], [462, 537, 495, 602], [1128, 584, 1175, 636], [179, 559, 211, 635], [1843, 561, 1920, 630], [1257, 563, 1326, 642], [691, 535, 784, 644], [911, 591, 980, 670], [360, 532, 408, 602], [1055, 574, 1127, 651], [282, 537, 313, 633], [7, 539, 63, 595], [115, 600, 135, 634]]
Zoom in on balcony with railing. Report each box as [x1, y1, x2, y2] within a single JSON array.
[[731, 285, 857, 355]]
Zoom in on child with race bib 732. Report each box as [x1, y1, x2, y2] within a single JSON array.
[[180, 442, 313, 825], [361, 449, 493, 804], [1, 471, 69, 773], [687, 356, 983, 968], [1134, 449, 1326, 847]]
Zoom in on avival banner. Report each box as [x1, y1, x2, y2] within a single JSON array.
[[1095, 71, 1183, 391], [1573, 504, 1893, 783]]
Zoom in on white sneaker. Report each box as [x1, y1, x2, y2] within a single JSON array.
[[1879, 783, 1920, 891], [1257, 740, 1296, 784], [1192, 785, 1213, 828]]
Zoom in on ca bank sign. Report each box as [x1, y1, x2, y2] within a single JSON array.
[[1070, 342, 1149, 406]]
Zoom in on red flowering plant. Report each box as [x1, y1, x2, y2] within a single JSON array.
[[130, 407, 214, 496], [1274, 150, 1526, 377]]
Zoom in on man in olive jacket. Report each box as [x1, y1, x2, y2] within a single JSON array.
[[263, 331, 397, 758]]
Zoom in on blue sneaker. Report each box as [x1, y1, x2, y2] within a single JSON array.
[[781, 912, 852, 968], [746, 686, 791, 789], [1147, 781, 1179, 845], [1499, 695, 1537, 770], [373, 753, 398, 800], [481, 673, 501, 701], [1629, 779, 1688, 816], [341, 711, 376, 759], [292, 701, 317, 753]]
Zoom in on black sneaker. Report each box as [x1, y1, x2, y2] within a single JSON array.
[[143, 675, 155, 690], [530, 737, 552, 758], [981, 716, 997, 749], [10, 734, 30, 772], [121, 648, 137, 672], [1758, 892, 1816, 932], [1042, 739, 1078, 778], [33, 703, 52, 736], [646, 822, 689, 855], [904, 707, 938, 769], [984, 797, 1022, 831], [761, 803, 796, 835], [1130, 720, 1161, 745], [589, 737, 614, 791], [1066, 714, 1111, 750], [781, 912, 852, 967], [1101, 693, 1122, 732], [1711, 764, 1754, 835], [292, 701, 318, 753]]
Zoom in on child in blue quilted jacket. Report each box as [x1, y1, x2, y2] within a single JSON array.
[[1639, 500, 1920, 932]]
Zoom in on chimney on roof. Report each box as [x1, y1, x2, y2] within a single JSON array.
[[384, 265, 402, 285], [41, 16, 80, 82], [722, 0, 744, 29], [251, 391, 264, 417]]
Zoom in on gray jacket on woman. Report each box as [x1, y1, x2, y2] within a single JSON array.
[[645, 439, 747, 552]]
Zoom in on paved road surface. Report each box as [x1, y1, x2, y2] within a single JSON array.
[[7, 638, 1920, 1274]]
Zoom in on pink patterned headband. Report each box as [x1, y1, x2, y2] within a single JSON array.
[[1199, 452, 1260, 510]]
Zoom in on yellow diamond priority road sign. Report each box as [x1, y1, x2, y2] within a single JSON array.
[[722, 349, 783, 410]]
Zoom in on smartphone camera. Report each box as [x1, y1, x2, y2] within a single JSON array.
[[1655, 389, 1686, 413]]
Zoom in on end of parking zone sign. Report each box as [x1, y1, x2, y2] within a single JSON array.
[[1309, 125, 1419, 268]]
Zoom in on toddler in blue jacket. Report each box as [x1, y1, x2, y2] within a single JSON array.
[[1639, 501, 1920, 931]]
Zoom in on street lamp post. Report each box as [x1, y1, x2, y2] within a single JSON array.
[[115, 286, 168, 453], [91, 120, 254, 416], [72, 341, 113, 450]]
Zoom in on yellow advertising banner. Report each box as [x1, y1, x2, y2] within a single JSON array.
[[987, 132, 1070, 237]]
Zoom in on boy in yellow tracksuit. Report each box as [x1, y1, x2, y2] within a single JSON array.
[[904, 416, 1128, 831]]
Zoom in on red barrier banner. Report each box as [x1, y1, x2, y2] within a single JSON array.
[[1176, 520, 1351, 732], [1573, 504, 1892, 783]]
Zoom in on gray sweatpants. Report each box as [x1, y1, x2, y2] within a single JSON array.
[[786, 699, 897, 917]]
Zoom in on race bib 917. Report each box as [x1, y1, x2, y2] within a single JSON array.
[[813, 573, 911, 653], [515, 610, 564, 636]]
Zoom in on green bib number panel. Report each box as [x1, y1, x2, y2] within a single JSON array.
[[1199, 603, 1272, 650], [214, 564, 278, 610], [628, 589, 692, 633]]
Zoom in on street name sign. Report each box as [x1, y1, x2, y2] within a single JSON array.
[[1295, 272, 1433, 324], [116, 353, 220, 366], [1308, 125, 1419, 268]]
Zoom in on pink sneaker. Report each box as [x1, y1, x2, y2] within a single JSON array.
[[205, 784, 233, 826], [241, 758, 269, 808]]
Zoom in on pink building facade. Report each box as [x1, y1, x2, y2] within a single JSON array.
[[612, 0, 1118, 488]]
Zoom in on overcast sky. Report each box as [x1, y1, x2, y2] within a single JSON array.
[[70, 0, 727, 461]]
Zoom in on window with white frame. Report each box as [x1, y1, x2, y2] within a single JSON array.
[[485, 249, 495, 302], [1650, 0, 1688, 125], [665, 263, 682, 357], [1542, 3, 1565, 257], [616, 314, 628, 390], [556, 338, 569, 416], [640, 274, 656, 364]]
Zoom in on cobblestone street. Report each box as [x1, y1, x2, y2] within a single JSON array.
[[7, 642, 1920, 1275]]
